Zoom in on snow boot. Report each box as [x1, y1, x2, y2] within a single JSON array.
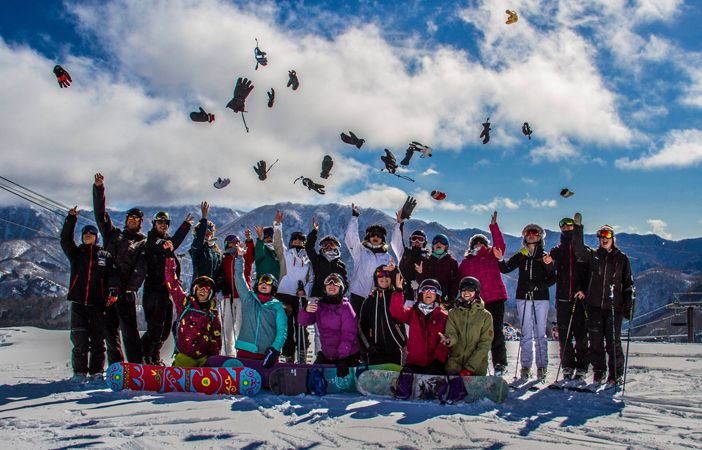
[[494, 363, 507, 377], [70, 373, 87, 385], [536, 367, 547, 382], [89, 373, 106, 386], [593, 371, 606, 385], [520, 367, 531, 381]]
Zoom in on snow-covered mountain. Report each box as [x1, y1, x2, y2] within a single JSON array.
[[1, 204, 701, 337]]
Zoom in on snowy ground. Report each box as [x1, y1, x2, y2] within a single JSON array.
[[1, 327, 701, 449]]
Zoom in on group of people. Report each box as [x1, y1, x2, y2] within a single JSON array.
[[61, 174, 635, 389]]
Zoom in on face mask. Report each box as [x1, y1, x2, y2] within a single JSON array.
[[432, 248, 446, 257], [206, 238, 217, 247], [561, 230, 573, 241], [469, 247, 480, 256], [323, 248, 340, 261], [225, 247, 237, 255], [264, 242, 275, 252], [418, 302, 436, 315]]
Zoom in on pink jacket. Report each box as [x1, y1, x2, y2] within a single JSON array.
[[458, 223, 508, 304], [166, 259, 222, 359]]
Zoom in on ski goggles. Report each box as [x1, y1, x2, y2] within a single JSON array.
[[460, 286, 477, 293], [290, 232, 306, 242], [224, 235, 240, 245], [597, 229, 614, 239], [81, 225, 98, 235], [419, 285, 442, 296], [126, 215, 142, 222], [432, 236, 448, 246], [320, 240, 338, 251], [205, 224, 216, 233], [324, 275, 343, 287], [409, 235, 426, 244], [524, 229, 540, 237], [368, 231, 384, 239], [263, 229, 274, 238], [257, 275, 275, 285], [374, 268, 393, 278], [195, 284, 212, 293], [559, 218, 574, 228], [154, 211, 170, 221]]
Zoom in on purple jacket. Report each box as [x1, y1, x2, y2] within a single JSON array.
[[298, 297, 360, 360]]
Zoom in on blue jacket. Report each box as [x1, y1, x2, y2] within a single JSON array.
[[233, 257, 287, 354]]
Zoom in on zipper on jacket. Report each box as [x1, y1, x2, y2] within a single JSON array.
[[382, 293, 403, 349], [85, 245, 93, 306], [600, 257, 608, 309], [568, 243, 573, 300]]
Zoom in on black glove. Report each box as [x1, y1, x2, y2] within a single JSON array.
[[409, 141, 432, 158], [254, 160, 268, 181], [262, 347, 280, 369], [226, 77, 254, 112], [381, 149, 398, 174], [190, 107, 214, 123], [425, 360, 445, 375], [400, 148, 414, 166], [267, 88, 275, 108], [320, 155, 333, 179], [303, 178, 325, 195], [624, 300, 635, 321], [254, 43, 267, 70], [525, 281, 539, 293], [53, 65, 72, 88], [287, 70, 299, 90], [125, 291, 137, 302], [480, 118, 491, 144], [340, 131, 364, 149], [400, 196, 417, 220], [336, 358, 349, 378]]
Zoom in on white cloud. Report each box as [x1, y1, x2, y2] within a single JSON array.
[[471, 197, 519, 213], [646, 219, 673, 239], [616, 129, 702, 169], [522, 198, 558, 209], [520, 178, 536, 185], [422, 168, 438, 176]]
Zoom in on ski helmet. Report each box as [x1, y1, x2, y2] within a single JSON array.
[[126, 208, 144, 219], [521, 223, 545, 247], [224, 234, 240, 248], [319, 235, 340, 250], [81, 225, 99, 245], [417, 279, 442, 302], [254, 273, 278, 296], [191, 276, 216, 302], [152, 211, 171, 224], [409, 230, 427, 246], [289, 231, 307, 248], [456, 277, 481, 309], [469, 234, 489, 249], [365, 224, 387, 242], [322, 273, 345, 301], [373, 265, 394, 288]]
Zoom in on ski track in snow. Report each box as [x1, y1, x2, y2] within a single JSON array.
[[1, 328, 701, 449]]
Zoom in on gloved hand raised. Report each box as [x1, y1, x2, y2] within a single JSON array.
[[226, 77, 254, 113], [262, 347, 280, 369]]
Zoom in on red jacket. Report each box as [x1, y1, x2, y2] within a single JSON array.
[[389, 292, 449, 367], [458, 223, 508, 304], [222, 240, 254, 298]]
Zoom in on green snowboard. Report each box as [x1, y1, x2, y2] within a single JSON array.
[[269, 364, 402, 395], [357, 369, 509, 404]]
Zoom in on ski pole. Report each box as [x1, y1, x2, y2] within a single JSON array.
[[622, 286, 635, 395], [554, 298, 577, 382], [513, 294, 529, 380], [610, 284, 618, 389]]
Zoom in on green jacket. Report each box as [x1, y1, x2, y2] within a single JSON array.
[[233, 257, 287, 354], [444, 298, 494, 376], [254, 238, 280, 280]]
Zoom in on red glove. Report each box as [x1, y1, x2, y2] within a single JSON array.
[[53, 65, 72, 88], [460, 368, 473, 376]]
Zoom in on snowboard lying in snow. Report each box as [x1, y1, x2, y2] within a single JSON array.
[[205, 356, 336, 389], [105, 362, 262, 396], [269, 363, 402, 396], [357, 370, 509, 404]]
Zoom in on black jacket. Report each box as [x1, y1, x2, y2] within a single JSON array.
[[572, 224, 634, 313], [93, 184, 147, 292], [144, 222, 191, 292], [358, 288, 408, 356], [61, 214, 110, 305], [498, 243, 556, 300], [305, 228, 349, 298], [550, 233, 589, 301], [397, 226, 428, 301]]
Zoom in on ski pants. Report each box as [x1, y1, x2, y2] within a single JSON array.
[[484, 299, 508, 369], [220, 295, 242, 357], [556, 299, 589, 372], [277, 293, 309, 359], [70, 302, 107, 375], [140, 288, 173, 362], [587, 305, 624, 380], [104, 294, 144, 365], [516, 298, 549, 369]]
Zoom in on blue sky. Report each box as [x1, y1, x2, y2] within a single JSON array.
[[0, 0, 701, 239]]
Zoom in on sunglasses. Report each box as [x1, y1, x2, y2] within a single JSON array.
[[419, 286, 442, 296], [432, 237, 448, 246], [375, 269, 392, 278], [155, 219, 170, 225], [597, 230, 613, 239], [324, 275, 343, 287], [559, 218, 574, 228], [258, 275, 275, 285], [409, 235, 426, 244], [195, 284, 212, 293], [126, 215, 142, 222], [524, 229, 540, 237]]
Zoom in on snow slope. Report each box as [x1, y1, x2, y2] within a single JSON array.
[[1, 327, 701, 449]]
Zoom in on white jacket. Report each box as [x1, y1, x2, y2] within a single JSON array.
[[345, 216, 393, 298], [273, 222, 314, 296]]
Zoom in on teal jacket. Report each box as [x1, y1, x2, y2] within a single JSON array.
[[233, 257, 287, 354], [254, 238, 281, 280]]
